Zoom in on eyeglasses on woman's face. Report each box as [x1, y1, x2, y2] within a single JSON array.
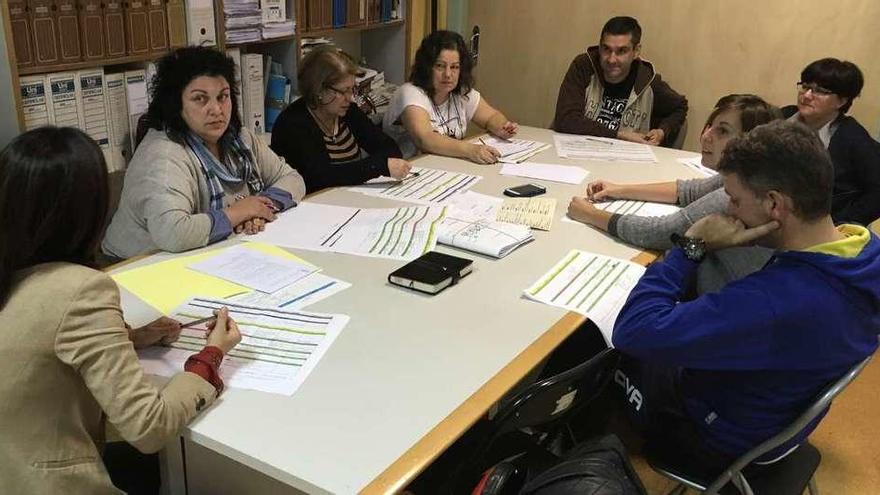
[[797, 81, 835, 97], [326, 84, 359, 98]]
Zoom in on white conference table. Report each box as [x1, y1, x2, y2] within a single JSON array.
[[113, 126, 702, 494]]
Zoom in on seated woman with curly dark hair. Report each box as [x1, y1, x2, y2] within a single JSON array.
[[103, 46, 306, 259], [383, 30, 518, 164], [271, 47, 411, 193]]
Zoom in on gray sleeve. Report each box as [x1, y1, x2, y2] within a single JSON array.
[[676, 175, 724, 206], [141, 157, 213, 253], [245, 128, 306, 202], [609, 187, 730, 250]]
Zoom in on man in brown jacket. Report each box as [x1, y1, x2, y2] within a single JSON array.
[[552, 16, 688, 147]]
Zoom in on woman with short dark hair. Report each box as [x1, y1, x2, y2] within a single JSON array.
[[271, 47, 410, 193], [103, 46, 306, 259], [783, 57, 880, 225], [0, 127, 241, 493], [383, 30, 518, 164]]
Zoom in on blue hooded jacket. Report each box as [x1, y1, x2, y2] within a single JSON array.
[[613, 232, 880, 459]]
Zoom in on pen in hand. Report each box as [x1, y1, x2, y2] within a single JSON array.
[[180, 315, 217, 330]]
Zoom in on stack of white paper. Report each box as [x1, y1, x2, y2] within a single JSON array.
[[262, 19, 295, 38], [553, 133, 658, 163]]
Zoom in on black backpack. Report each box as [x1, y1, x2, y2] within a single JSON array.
[[475, 434, 647, 495]]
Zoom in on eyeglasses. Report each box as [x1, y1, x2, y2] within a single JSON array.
[[797, 82, 835, 97], [326, 85, 359, 98]]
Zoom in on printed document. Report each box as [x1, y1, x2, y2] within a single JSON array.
[[677, 156, 717, 177], [497, 197, 557, 231], [229, 272, 351, 309], [524, 250, 646, 344], [187, 245, 317, 293], [247, 201, 446, 260], [438, 216, 533, 258], [500, 162, 589, 185], [553, 133, 658, 163], [474, 136, 551, 163], [348, 167, 481, 204], [138, 297, 348, 395]]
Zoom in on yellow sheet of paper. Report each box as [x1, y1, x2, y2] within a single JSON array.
[[111, 243, 314, 314]]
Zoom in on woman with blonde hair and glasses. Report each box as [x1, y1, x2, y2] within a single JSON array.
[[272, 47, 411, 193]]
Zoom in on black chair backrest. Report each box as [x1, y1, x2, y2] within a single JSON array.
[[493, 348, 619, 439], [134, 113, 156, 152]]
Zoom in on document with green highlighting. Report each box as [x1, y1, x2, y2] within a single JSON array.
[[524, 250, 646, 344]]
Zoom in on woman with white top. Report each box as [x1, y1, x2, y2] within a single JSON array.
[[383, 30, 518, 164]]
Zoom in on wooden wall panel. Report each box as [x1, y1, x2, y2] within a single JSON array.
[[468, 0, 880, 151]]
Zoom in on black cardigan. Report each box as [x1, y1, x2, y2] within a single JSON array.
[[782, 106, 880, 225], [270, 98, 403, 194]]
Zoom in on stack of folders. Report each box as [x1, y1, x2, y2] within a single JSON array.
[[388, 251, 473, 295], [437, 216, 533, 258]]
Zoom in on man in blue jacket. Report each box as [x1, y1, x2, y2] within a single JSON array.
[[612, 120, 880, 478]]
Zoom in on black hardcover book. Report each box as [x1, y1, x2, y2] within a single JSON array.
[[388, 251, 473, 294]]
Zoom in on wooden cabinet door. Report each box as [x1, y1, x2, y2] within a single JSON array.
[[104, 1, 127, 57], [125, 0, 150, 54], [79, 0, 106, 60], [28, 0, 60, 65], [8, 0, 35, 67], [147, 0, 168, 52], [56, 0, 82, 62]]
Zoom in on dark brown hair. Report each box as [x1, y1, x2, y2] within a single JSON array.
[[0, 127, 109, 305], [718, 120, 833, 221], [600, 16, 642, 46], [409, 30, 474, 98], [704, 94, 782, 133]]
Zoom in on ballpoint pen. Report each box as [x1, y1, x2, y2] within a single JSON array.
[[584, 136, 614, 146], [180, 315, 217, 329]]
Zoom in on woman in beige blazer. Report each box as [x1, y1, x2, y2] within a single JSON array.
[[0, 127, 241, 493]]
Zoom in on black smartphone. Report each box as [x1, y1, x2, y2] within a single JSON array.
[[503, 183, 547, 197]]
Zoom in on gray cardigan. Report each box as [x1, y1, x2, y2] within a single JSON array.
[[608, 174, 773, 294], [103, 128, 306, 259]]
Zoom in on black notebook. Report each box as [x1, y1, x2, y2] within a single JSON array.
[[388, 251, 473, 294]]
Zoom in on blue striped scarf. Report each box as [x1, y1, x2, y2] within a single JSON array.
[[185, 131, 265, 211]]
